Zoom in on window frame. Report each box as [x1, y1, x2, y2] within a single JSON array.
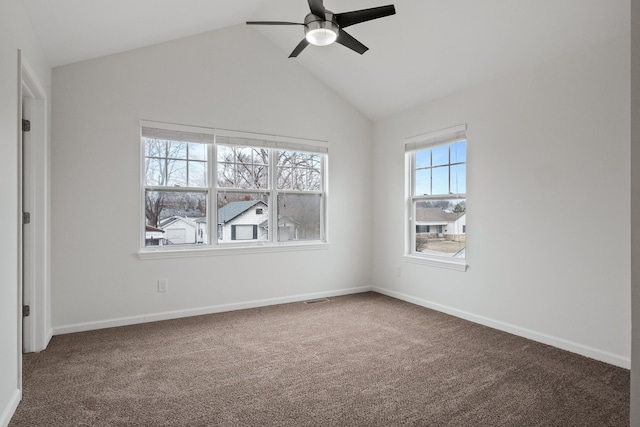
[[404, 124, 467, 271], [139, 121, 329, 259]]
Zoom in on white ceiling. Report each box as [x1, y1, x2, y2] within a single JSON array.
[[22, 0, 629, 120]]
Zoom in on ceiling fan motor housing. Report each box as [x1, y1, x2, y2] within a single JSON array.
[[304, 11, 339, 46]]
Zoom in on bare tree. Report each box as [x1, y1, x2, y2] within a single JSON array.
[[217, 146, 269, 189], [277, 151, 322, 191], [144, 139, 205, 225]]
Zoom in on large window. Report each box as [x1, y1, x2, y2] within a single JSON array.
[[406, 124, 467, 268], [141, 122, 327, 251]]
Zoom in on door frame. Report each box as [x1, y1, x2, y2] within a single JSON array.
[[19, 51, 50, 355]]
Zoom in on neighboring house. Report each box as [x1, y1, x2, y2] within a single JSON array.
[[217, 200, 269, 242], [159, 216, 207, 245], [145, 225, 165, 246], [260, 215, 302, 241], [415, 207, 466, 242]]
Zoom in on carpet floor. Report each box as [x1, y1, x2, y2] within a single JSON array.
[[9, 292, 629, 426]]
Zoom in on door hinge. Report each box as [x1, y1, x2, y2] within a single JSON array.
[[23, 305, 30, 317], [22, 119, 30, 132], [22, 212, 31, 225]]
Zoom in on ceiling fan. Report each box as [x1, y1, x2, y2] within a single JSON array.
[[247, 0, 396, 58]]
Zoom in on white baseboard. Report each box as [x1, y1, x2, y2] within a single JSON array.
[[44, 328, 53, 349], [0, 389, 21, 427], [53, 286, 373, 336], [373, 287, 631, 369]]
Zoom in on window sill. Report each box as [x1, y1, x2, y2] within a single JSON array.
[[139, 242, 330, 260], [404, 254, 467, 272]]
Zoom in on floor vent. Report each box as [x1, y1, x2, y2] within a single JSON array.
[[303, 298, 330, 304]]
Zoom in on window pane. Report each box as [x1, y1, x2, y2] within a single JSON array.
[[145, 157, 164, 186], [415, 149, 431, 168], [217, 192, 269, 243], [166, 160, 187, 187], [415, 169, 431, 196], [431, 166, 449, 195], [145, 190, 207, 246], [277, 151, 322, 190], [189, 161, 207, 187], [145, 139, 166, 158], [253, 165, 269, 189], [167, 141, 188, 159], [414, 199, 466, 259], [188, 142, 206, 161], [216, 159, 235, 188], [432, 145, 449, 166], [216, 145, 269, 189], [304, 168, 322, 191], [277, 194, 322, 241], [451, 140, 466, 163], [145, 138, 207, 188], [450, 164, 466, 194], [253, 148, 268, 165], [216, 144, 234, 162]]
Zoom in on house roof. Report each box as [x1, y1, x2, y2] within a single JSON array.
[[416, 208, 464, 223], [160, 216, 199, 228], [145, 225, 164, 233], [218, 200, 266, 224], [159, 208, 205, 220]]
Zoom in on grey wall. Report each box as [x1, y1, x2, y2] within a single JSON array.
[[372, 35, 631, 367], [51, 25, 373, 331], [630, 0, 639, 422]]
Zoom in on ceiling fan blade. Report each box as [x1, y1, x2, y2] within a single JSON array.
[[289, 39, 310, 58], [335, 5, 396, 28], [307, 0, 326, 18], [246, 21, 303, 26], [336, 30, 368, 55]]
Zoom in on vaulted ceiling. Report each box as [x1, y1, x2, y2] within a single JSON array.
[[22, 0, 629, 120]]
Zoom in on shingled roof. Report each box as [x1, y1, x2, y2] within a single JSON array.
[[217, 200, 266, 224], [416, 207, 464, 223]]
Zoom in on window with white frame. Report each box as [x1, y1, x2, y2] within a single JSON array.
[[406, 124, 466, 267], [141, 121, 327, 250]]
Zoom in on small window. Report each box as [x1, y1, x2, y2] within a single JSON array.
[[406, 125, 467, 267], [256, 208, 263, 215]]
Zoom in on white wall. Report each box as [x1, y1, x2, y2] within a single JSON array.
[[0, 1, 50, 425], [51, 25, 372, 331], [630, 0, 639, 421], [372, 35, 631, 367]]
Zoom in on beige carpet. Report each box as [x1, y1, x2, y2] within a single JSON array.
[[10, 292, 629, 426]]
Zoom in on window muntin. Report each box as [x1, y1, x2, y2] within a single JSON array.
[[406, 125, 467, 265], [414, 140, 466, 196], [141, 122, 327, 250], [277, 151, 323, 191], [145, 139, 207, 188], [216, 144, 269, 189]]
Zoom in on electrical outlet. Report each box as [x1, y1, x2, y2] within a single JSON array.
[[158, 278, 168, 292], [395, 267, 401, 277]]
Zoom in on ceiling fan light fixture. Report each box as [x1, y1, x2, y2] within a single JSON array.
[[305, 19, 338, 46], [247, 2, 396, 57]]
